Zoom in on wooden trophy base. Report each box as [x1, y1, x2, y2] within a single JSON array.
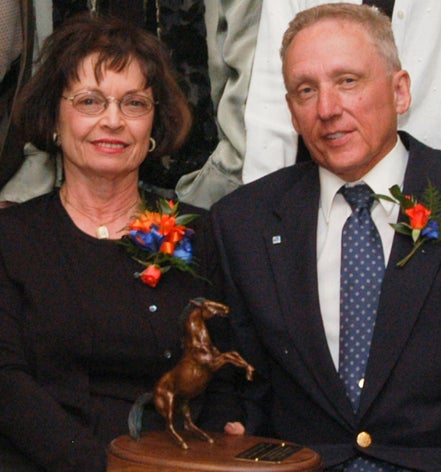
[[107, 431, 323, 471]]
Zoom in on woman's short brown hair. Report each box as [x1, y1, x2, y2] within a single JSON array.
[[15, 12, 191, 158]]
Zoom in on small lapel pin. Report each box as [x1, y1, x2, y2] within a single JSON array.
[[272, 235, 282, 245]]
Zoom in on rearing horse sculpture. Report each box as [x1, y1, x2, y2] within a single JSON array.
[[128, 298, 254, 449]]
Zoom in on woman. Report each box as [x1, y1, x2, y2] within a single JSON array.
[[0, 13, 243, 471]]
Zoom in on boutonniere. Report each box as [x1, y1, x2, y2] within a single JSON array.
[[375, 181, 441, 267], [120, 199, 199, 287]]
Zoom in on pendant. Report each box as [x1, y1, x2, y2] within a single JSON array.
[[96, 225, 110, 239]]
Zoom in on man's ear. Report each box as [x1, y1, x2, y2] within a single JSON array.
[[285, 93, 301, 133], [393, 69, 412, 115]]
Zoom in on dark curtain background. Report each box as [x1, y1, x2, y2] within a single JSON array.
[[53, 0, 216, 191]]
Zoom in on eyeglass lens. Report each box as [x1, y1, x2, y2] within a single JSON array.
[[71, 92, 155, 117]]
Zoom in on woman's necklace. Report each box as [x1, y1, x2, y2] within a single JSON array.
[[60, 190, 140, 240]]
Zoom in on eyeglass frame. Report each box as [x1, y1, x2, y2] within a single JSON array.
[[61, 90, 158, 118]]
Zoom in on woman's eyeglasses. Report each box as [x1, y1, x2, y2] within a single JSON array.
[[62, 91, 158, 118]]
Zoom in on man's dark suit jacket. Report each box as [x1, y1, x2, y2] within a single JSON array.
[[0, 0, 34, 190], [212, 132, 441, 470]]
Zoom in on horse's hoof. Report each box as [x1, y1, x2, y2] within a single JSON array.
[[181, 442, 189, 450], [246, 371, 254, 381]]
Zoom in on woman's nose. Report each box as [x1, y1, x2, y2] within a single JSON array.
[[99, 99, 124, 127]]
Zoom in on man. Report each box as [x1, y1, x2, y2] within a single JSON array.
[[212, 3, 441, 470]]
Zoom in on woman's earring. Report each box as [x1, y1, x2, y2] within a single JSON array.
[[149, 137, 156, 152], [53, 132, 61, 146]]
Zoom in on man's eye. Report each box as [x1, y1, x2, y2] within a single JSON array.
[[340, 77, 357, 87], [297, 86, 315, 99]]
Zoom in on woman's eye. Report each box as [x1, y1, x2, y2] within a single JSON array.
[[83, 98, 98, 105], [129, 100, 147, 108], [78, 95, 102, 106]]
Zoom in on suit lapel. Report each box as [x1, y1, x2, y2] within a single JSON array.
[[263, 165, 354, 427], [360, 136, 441, 415], [259, 135, 441, 424]]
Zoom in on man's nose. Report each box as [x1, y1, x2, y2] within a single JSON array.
[[317, 87, 342, 120]]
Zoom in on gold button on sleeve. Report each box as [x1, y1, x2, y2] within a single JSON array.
[[357, 431, 372, 448]]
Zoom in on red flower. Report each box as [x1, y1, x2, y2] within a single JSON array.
[[405, 203, 431, 230], [140, 265, 162, 288]]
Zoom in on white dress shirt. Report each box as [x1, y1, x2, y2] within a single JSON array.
[[317, 136, 409, 368]]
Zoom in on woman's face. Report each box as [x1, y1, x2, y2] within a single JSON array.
[[57, 54, 155, 180]]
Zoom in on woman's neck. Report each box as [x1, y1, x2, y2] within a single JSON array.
[[59, 181, 141, 240]]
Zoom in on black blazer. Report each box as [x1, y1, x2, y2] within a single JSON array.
[[0, 192, 242, 471], [0, 0, 34, 189], [212, 132, 441, 470]]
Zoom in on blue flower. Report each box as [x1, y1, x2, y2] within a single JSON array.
[[422, 220, 439, 240], [173, 236, 193, 262], [129, 225, 165, 252]]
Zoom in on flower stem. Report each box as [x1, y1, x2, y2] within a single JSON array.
[[396, 238, 425, 267]]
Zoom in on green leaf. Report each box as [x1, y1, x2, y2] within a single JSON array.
[[389, 184, 404, 200], [158, 198, 177, 215], [373, 193, 396, 203], [390, 223, 412, 236], [422, 179, 441, 222], [175, 214, 198, 225]]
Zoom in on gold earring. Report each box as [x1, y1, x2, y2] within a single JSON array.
[[149, 137, 156, 152]]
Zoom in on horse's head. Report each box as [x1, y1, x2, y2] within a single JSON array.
[[189, 298, 230, 319]]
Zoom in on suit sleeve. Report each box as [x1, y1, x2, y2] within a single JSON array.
[[189, 208, 248, 430], [210, 205, 273, 436]]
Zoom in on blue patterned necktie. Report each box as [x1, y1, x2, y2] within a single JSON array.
[[339, 184, 400, 472], [339, 184, 384, 411]]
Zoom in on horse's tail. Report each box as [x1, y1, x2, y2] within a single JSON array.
[[128, 391, 154, 441]]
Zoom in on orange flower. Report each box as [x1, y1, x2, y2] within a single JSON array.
[[129, 211, 161, 232], [140, 265, 162, 287], [158, 215, 186, 253], [405, 203, 431, 230], [158, 215, 177, 235]]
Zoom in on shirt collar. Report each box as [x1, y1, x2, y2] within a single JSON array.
[[319, 135, 409, 223]]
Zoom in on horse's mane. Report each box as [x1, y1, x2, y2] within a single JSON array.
[[178, 297, 206, 328]]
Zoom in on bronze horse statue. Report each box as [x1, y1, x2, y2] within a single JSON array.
[[128, 298, 254, 449]]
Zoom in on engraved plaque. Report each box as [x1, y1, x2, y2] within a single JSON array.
[[235, 442, 302, 463]]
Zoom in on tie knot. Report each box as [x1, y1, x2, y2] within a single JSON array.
[[340, 184, 374, 212]]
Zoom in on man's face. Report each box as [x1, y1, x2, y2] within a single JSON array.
[[284, 19, 411, 182]]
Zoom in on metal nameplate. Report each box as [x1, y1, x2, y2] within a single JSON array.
[[235, 442, 301, 463]]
